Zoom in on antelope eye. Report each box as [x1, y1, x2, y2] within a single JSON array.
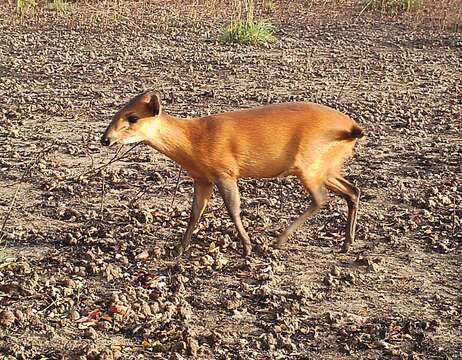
[[127, 115, 139, 124]]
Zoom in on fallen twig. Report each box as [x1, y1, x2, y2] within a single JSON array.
[[68, 142, 141, 182], [129, 185, 151, 206], [356, 0, 373, 20], [170, 167, 183, 208], [278, 178, 284, 211], [337, 64, 364, 102], [0, 143, 57, 244], [100, 178, 106, 220], [451, 195, 457, 237]]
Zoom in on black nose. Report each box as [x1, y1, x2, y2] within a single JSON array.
[[101, 137, 110, 146]]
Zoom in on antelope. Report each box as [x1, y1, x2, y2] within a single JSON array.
[[101, 91, 364, 256]]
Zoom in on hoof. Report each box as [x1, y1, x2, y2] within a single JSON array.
[[341, 242, 351, 253], [243, 245, 252, 257], [273, 234, 288, 249], [272, 241, 284, 250], [173, 244, 185, 257]]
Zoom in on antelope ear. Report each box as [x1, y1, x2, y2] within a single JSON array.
[[147, 91, 162, 116]]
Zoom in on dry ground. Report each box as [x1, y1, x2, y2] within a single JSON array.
[[0, 1, 461, 359]]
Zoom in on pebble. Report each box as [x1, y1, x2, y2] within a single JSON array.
[[374, 339, 391, 349], [69, 310, 80, 321], [200, 254, 214, 266], [0, 310, 15, 327], [330, 265, 341, 277], [141, 301, 153, 317], [97, 320, 112, 332], [14, 309, 25, 322], [84, 327, 98, 340], [187, 337, 199, 356]]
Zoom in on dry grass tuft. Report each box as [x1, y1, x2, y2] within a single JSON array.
[[221, 0, 277, 45]]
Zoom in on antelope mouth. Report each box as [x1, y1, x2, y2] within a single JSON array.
[[100, 135, 119, 147], [121, 136, 144, 145]]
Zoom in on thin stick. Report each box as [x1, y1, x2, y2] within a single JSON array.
[[129, 185, 150, 206], [336, 76, 351, 101], [0, 143, 56, 243], [70, 142, 141, 181], [78, 145, 123, 177], [83, 141, 96, 172], [129, 174, 171, 206], [278, 178, 284, 211], [357, 0, 372, 20], [100, 179, 106, 220], [451, 196, 457, 236], [0, 183, 22, 244], [170, 167, 183, 208], [337, 63, 365, 102]]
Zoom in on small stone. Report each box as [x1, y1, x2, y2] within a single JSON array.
[[200, 255, 214, 266], [0, 310, 15, 327], [374, 340, 391, 349], [14, 309, 25, 322], [330, 265, 341, 277], [152, 246, 162, 258], [117, 256, 129, 266], [112, 350, 122, 360], [63, 278, 76, 288], [141, 302, 152, 317], [355, 255, 371, 266], [66, 233, 78, 246], [344, 272, 356, 284], [369, 262, 380, 273], [172, 341, 187, 353], [86, 348, 99, 360], [18, 262, 31, 273], [135, 250, 149, 261], [97, 320, 112, 332], [110, 292, 120, 303], [323, 273, 335, 286], [214, 254, 229, 270], [84, 327, 98, 340], [98, 349, 114, 360], [171, 353, 185, 360], [150, 302, 160, 314], [69, 310, 80, 321], [187, 337, 199, 356]]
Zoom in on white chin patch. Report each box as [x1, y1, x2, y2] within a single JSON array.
[[122, 136, 144, 145]]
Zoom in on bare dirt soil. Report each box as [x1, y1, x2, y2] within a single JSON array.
[[0, 1, 461, 359]]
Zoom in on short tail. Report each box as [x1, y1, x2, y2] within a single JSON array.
[[333, 125, 365, 141], [350, 125, 365, 139]]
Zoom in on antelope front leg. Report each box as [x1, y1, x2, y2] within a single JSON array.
[[177, 180, 213, 254], [216, 178, 252, 256]]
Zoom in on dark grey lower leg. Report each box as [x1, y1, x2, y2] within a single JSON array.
[[339, 179, 360, 252], [275, 189, 324, 248], [216, 178, 252, 256], [326, 176, 360, 252], [179, 181, 213, 252]]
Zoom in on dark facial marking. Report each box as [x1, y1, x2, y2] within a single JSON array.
[[127, 114, 139, 124]]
